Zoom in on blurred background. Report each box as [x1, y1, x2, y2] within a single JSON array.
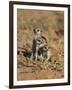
[[17, 9, 64, 80]]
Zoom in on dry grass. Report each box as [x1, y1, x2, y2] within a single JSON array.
[[17, 9, 64, 80]]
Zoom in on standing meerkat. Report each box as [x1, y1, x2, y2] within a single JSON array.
[[32, 28, 48, 61]]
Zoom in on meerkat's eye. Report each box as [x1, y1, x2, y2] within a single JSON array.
[[37, 29, 39, 32]]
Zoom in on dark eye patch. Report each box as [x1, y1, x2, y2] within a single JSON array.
[[33, 29, 36, 33], [37, 30, 39, 32]]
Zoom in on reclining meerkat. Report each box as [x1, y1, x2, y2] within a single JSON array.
[[32, 28, 48, 61]]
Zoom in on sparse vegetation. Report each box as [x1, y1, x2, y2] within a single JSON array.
[[17, 9, 64, 80]]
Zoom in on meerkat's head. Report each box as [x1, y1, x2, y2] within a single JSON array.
[[33, 28, 41, 35]]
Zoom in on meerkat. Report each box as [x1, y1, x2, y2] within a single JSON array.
[[32, 28, 48, 61]]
